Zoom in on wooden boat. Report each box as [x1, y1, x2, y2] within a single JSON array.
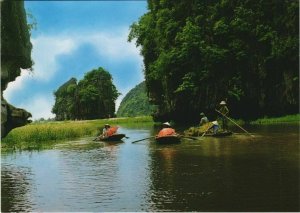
[[204, 131, 233, 137], [99, 134, 126, 142], [155, 135, 181, 144]]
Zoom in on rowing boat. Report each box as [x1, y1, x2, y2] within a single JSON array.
[[155, 135, 181, 144], [99, 134, 126, 142]]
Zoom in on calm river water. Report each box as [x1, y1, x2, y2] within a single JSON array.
[[1, 124, 299, 212]]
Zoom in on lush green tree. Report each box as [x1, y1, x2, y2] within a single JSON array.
[[52, 78, 78, 120], [52, 67, 119, 120], [129, 0, 299, 123], [77, 68, 119, 119], [117, 81, 157, 117]]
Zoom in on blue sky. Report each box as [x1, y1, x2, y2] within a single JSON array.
[[3, 1, 148, 120]]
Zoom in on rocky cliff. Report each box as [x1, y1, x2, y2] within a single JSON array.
[[1, 0, 33, 138]]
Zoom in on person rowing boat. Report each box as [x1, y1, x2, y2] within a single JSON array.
[[218, 101, 229, 131], [157, 122, 177, 137], [101, 124, 111, 139], [156, 122, 180, 144], [94, 124, 121, 141]]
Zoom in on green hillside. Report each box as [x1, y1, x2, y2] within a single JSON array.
[[117, 81, 156, 117]]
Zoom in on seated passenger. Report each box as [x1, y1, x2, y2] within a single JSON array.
[[199, 112, 209, 126], [211, 121, 219, 134], [157, 122, 177, 137]]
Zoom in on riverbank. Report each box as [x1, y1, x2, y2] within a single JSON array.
[[2, 114, 299, 151], [2, 120, 299, 212], [1, 116, 154, 150], [250, 114, 300, 125]]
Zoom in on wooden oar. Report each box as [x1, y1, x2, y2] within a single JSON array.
[[200, 124, 213, 138], [201, 130, 208, 138], [93, 136, 100, 141], [180, 135, 199, 140], [215, 109, 254, 137], [131, 136, 155, 144]]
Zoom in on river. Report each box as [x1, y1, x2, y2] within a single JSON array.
[[1, 124, 299, 212]]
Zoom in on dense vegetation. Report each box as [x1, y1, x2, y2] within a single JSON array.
[[52, 67, 119, 120], [117, 81, 157, 117], [2, 116, 153, 150], [1, 0, 34, 138], [1, 0, 33, 91], [129, 0, 299, 123], [250, 114, 300, 125]]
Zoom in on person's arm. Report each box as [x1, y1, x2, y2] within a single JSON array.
[[171, 128, 177, 135], [199, 118, 204, 126], [102, 128, 107, 137]]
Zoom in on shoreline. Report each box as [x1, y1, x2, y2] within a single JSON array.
[[1, 114, 299, 151], [249, 114, 300, 125]]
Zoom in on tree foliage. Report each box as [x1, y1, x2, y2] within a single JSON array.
[[52, 67, 119, 120], [1, 0, 33, 91], [1, 0, 34, 138], [117, 81, 157, 117], [129, 0, 299, 122], [52, 78, 78, 120]]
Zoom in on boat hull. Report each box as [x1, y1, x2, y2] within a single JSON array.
[[155, 135, 181, 144], [100, 134, 126, 142]]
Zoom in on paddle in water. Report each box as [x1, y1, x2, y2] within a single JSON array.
[[131, 136, 155, 144]]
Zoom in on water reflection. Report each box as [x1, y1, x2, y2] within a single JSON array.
[[1, 126, 154, 212], [158, 147, 177, 174], [1, 124, 299, 211], [147, 125, 299, 212], [1, 165, 35, 212], [149, 126, 300, 212]]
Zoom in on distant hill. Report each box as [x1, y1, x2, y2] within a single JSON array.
[[117, 81, 156, 117]]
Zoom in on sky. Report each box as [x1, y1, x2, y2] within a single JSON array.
[[3, 1, 148, 120]]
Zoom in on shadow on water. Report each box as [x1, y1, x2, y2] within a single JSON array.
[[145, 123, 299, 212], [1, 165, 35, 212], [1, 123, 299, 211]]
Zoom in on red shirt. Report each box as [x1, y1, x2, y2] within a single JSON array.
[[157, 128, 176, 137], [106, 126, 118, 136]]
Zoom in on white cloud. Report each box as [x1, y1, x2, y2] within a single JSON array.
[[31, 36, 76, 81], [3, 69, 33, 101], [4, 29, 144, 120], [18, 95, 55, 120], [53, 28, 142, 70], [83, 29, 141, 61], [3, 36, 76, 101]]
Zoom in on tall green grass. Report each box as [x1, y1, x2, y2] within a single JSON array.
[[250, 114, 300, 124], [2, 116, 154, 150]]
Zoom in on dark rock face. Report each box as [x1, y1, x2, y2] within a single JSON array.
[[1, 0, 33, 138], [1, 100, 32, 138]]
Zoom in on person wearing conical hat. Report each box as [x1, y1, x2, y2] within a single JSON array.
[[211, 120, 219, 134], [199, 112, 209, 126], [157, 122, 177, 137], [163, 122, 171, 127], [218, 100, 229, 131]]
